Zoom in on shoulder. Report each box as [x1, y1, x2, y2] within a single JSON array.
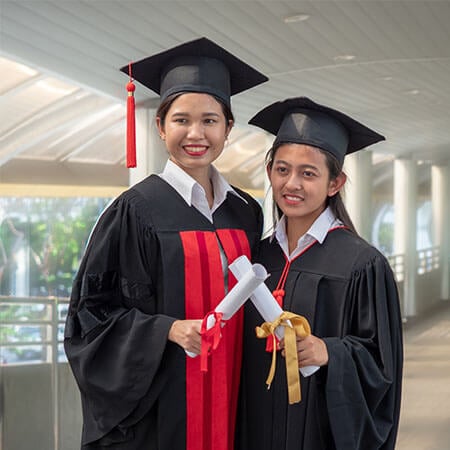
[[95, 175, 168, 232], [231, 185, 262, 212], [322, 228, 391, 275]]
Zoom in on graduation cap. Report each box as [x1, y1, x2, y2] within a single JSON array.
[[248, 97, 385, 165], [120, 38, 268, 167]]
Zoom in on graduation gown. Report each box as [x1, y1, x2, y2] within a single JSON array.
[[236, 227, 403, 450], [64, 174, 262, 449]]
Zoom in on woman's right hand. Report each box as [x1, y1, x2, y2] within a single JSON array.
[[168, 319, 202, 355]]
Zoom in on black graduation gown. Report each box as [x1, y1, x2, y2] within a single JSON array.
[[236, 227, 403, 450], [64, 174, 262, 449]]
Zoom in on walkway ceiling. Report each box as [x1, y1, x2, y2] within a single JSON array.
[[1, 0, 450, 191]]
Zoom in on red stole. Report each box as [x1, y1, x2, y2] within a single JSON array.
[[180, 229, 251, 450]]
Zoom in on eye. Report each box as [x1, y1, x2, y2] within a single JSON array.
[[303, 170, 316, 177], [204, 118, 218, 125], [276, 166, 288, 175], [173, 117, 187, 124]]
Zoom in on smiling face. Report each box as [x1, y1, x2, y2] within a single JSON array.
[[156, 92, 233, 180], [268, 143, 346, 234]]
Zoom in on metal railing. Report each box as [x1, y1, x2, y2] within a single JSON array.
[[387, 246, 442, 282], [1, 295, 69, 450], [417, 246, 440, 275]]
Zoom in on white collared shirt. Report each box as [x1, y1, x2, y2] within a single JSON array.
[[272, 207, 342, 260], [159, 159, 247, 223]]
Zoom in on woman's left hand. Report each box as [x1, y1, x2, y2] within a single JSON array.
[[281, 334, 329, 367]]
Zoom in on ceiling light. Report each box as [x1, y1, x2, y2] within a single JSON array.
[[333, 55, 356, 62], [284, 14, 310, 23], [406, 89, 420, 95]]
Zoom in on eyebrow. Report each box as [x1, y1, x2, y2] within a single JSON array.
[[170, 112, 221, 117], [274, 160, 319, 171]]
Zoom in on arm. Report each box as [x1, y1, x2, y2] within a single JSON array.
[[64, 194, 179, 444], [322, 255, 403, 450]]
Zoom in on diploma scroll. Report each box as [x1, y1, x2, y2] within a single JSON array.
[[229, 255, 319, 377], [185, 261, 268, 358]]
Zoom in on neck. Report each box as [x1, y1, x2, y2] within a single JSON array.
[[285, 209, 325, 253], [190, 167, 214, 208], [286, 220, 310, 254]]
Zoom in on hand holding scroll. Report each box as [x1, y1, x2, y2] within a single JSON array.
[[185, 260, 268, 368], [229, 255, 319, 378]]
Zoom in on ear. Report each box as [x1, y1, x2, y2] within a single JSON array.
[[266, 164, 272, 182], [156, 117, 165, 140], [225, 119, 234, 139], [328, 172, 347, 197]]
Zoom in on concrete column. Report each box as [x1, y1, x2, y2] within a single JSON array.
[[129, 107, 167, 187], [394, 158, 417, 316], [343, 150, 373, 241], [431, 163, 450, 300]]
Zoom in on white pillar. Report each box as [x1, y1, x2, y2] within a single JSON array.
[[432, 163, 450, 300], [129, 107, 167, 187], [394, 158, 417, 316], [343, 150, 373, 241]]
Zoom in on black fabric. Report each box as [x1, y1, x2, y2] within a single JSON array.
[[65, 174, 263, 449], [120, 37, 268, 107], [236, 228, 403, 450], [248, 97, 385, 164]]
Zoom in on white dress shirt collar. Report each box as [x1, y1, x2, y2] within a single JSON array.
[[159, 159, 247, 222], [272, 206, 342, 260]]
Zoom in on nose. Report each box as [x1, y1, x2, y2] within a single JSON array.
[[187, 122, 205, 140], [285, 173, 302, 191]]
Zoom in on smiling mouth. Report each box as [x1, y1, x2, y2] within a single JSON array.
[[183, 145, 208, 156], [283, 194, 304, 204]]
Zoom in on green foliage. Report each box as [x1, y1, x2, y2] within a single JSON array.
[[378, 222, 394, 254], [0, 197, 111, 297]]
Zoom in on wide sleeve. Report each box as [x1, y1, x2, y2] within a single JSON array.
[[64, 192, 177, 445], [322, 253, 403, 450]]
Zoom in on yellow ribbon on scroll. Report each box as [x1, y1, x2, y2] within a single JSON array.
[[255, 311, 311, 404]]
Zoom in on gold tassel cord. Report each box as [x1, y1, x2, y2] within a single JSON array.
[[255, 311, 311, 404]]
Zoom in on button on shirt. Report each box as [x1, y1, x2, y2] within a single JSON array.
[[273, 207, 342, 260], [159, 159, 247, 223]]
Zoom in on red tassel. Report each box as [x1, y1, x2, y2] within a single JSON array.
[[126, 62, 136, 168]]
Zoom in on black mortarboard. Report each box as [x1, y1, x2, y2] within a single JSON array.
[[120, 37, 268, 109], [248, 97, 385, 164]]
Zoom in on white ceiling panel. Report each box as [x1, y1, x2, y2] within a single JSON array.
[[1, 0, 449, 190]]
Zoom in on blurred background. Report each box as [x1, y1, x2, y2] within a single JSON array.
[[1, 1, 449, 449]]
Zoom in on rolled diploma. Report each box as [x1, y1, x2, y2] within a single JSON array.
[[186, 261, 268, 357], [229, 255, 319, 377]]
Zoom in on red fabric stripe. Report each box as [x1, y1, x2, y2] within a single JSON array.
[[216, 229, 251, 441], [181, 231, 228, 450], [181, 229, 252, 450], [180, 232, 206, 450], [195, 232, 211, 448]]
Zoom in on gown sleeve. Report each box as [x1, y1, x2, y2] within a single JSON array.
[[322, 252, 403, 450], [64, 191, 177, 445]]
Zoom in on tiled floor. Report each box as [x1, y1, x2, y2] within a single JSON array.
[[396, 301, 450, 450]]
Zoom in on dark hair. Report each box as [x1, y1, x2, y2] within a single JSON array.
[[265, 143, 357, 234], [156, 92, 235, 126]]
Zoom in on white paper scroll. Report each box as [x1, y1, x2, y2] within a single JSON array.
[[229, 255, 319, 377], [186, 261, 268, 357]]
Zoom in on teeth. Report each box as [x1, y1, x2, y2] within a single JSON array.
[[185, 146, 207, 152], [285, 195, 301, 201]]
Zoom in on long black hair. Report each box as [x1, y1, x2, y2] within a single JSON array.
[[265, 143, 357, 234]]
